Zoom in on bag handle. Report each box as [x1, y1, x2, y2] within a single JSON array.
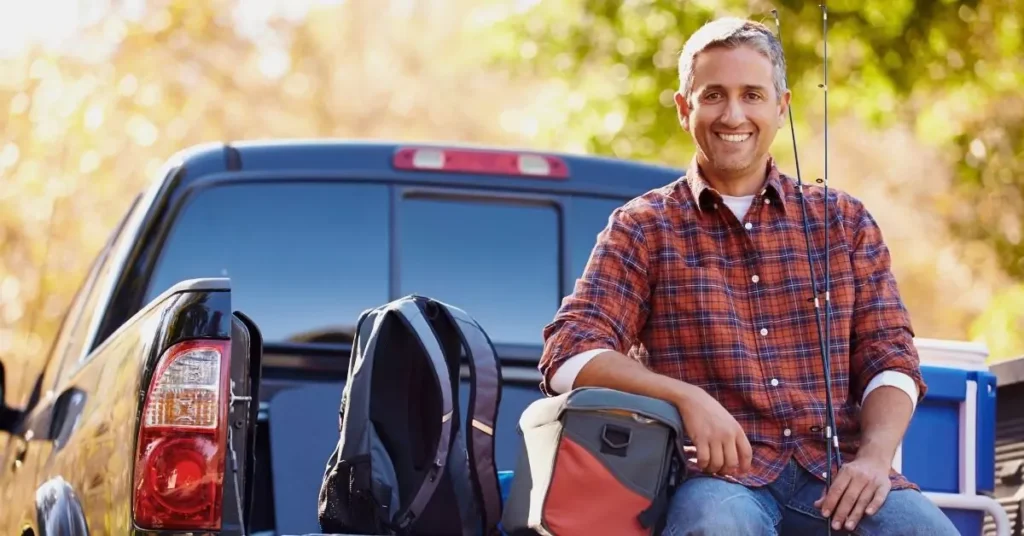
[[389, 297, 456, 531], [435, 302, 504, 536]]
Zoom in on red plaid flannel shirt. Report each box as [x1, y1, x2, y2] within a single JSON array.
[[540, 156, 927, 490]]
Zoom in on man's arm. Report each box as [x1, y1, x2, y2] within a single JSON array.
[[549, 348, 687, 404], [845, 198, 927, 435], [816, 197, 926, 531], [540, 205, 752, 476], [857, 385, 914, 467], [817, 385, 915, 531], [539, 206, 654, 395]]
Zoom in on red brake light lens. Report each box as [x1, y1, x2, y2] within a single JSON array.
[[393, 146, 569, 179], [133, 339, 230, 531]]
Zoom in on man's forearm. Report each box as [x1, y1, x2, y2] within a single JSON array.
[[856, 385, 914, 463], [574, 350, 692, 406]]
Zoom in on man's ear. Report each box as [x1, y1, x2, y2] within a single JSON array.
[[778, 89, 792, 124], [674, 91, 690, 132]]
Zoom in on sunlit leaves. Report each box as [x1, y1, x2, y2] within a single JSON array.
[[0, 0, 549, 405], [482, 0, 1024, 357]]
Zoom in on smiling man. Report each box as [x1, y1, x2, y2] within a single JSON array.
[[538, 17, 961, 535]]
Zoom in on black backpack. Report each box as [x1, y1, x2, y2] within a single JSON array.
[[318, 295, 504, 535]]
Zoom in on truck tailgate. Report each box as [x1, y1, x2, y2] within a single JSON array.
[[266, 375, 544, 534]]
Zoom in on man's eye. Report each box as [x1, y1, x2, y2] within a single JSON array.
[[704, 92, 721, 100], [747, 93, 764, 101]]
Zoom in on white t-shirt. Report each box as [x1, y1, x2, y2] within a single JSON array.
[[720, 193, 755, 221]]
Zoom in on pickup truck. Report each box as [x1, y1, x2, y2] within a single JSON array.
[[0, 140, 683, 535], [1, 140, 1010, 536]]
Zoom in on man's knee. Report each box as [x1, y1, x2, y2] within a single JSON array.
[[857, 489, 960, 536], [663, 476, 778, 536]]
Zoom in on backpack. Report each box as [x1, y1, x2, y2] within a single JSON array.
[[501, 387, 685, 536], [317, 295, 504, 536]]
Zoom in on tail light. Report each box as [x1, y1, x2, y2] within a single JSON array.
[[133, 339, 231, 530], [392, 146, 570, 179]]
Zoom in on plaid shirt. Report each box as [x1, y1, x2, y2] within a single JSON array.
[[540, 156, 927, 490]]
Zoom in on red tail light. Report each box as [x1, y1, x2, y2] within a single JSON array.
[[133, 339, 231, 531], [393, 146, 570, 179]]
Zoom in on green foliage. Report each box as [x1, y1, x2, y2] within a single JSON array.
[[486, 0, 1022, 154], [970, 283, 1024, 362], [483, 0, 1024, 357]]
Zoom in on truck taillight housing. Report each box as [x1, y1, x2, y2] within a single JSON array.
[[133, 339, 230, 531], [392, 146, 570, 179]]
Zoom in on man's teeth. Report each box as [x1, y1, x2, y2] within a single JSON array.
[[717, 133, 751, 142]]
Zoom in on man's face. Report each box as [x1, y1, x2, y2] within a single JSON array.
[[674, 45, 790, 177]]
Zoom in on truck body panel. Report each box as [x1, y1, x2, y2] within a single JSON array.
[[0, 140, 1006, 535]]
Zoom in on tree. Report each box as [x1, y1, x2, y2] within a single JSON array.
[[481, 0, 1024, 358], [0, 0, 546, 406]]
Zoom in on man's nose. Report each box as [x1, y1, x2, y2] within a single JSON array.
[[719, 98, 746, 127]]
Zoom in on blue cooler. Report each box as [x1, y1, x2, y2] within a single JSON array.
[[900, 338, 1006, 536]]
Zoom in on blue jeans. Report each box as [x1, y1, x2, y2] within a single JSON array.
[[662, 459, 960, 535]]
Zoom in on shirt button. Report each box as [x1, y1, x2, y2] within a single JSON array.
[[751, 275, 760, 283], [822, 471, 828, 478], [744, 222, 753, 230], [764, 198, 770, 204], [783, 428, 791, 437], [760, 328, 768, 336], [770, 378, 779, 387]]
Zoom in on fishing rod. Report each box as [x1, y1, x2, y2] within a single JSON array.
[[771, 3, 842, 533]]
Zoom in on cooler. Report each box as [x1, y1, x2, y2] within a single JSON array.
[[901, 338, 1009, 536]]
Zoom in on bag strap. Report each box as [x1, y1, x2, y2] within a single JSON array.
[[335, 306, 382, 460], [435, 302, 504, 536], [389, 297, 456, 531]]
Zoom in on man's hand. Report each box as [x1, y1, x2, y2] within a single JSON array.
[[675, 384, 753, 477], [814, 454, 892, 531]]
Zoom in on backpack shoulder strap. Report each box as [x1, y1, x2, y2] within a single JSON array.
[[389, 297, 456, 530], [435, 301, 504, 536], [336, 306, 383, 457]]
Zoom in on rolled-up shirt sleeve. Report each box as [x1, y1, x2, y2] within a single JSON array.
[[847, 198, 928, 405], [539, 206, 653, 396]]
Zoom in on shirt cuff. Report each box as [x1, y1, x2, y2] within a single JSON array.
[[862, 370, 919, 410], [549, 348, 610, 394]]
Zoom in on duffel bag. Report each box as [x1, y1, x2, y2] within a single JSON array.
[[501, 387, 685, 536]]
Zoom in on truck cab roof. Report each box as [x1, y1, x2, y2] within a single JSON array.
[[166, 139, 685, 199]]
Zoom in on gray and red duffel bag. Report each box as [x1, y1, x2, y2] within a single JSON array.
[[501, 387, 685, 535]]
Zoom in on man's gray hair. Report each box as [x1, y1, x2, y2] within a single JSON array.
[[677, 17, 788, 103]]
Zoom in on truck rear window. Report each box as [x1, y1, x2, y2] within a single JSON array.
[[144, 182, 594, 348], [145, 182, 391, 345], [397, 194, 560, 346]]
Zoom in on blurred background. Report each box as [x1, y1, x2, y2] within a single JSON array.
[[1, 0, 1022, 399]]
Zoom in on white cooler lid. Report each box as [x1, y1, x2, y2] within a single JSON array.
[[914, 337, 990, 370]]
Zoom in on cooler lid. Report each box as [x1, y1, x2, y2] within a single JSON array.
[[914, 337, 989, 370]]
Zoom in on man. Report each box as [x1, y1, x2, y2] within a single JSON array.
[[538, 17, 960, 536]]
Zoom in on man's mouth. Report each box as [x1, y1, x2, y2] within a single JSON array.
[[715, 132, 752, 143]]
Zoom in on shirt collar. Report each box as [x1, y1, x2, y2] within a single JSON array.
[[685, 156, 788, 214]]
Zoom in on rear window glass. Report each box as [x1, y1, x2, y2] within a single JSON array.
[[145, 182, 390, 345], [398, 195, 560, 346], [147, 182, 616, 349]]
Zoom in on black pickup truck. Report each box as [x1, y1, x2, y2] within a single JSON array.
[[0, 140, 682, 535]]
